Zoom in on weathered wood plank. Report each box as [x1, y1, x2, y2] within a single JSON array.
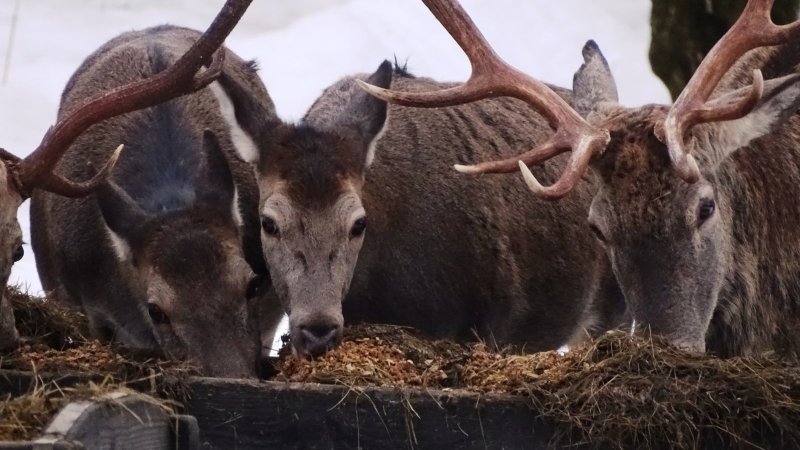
[[182, 378, 569, 450], [36, 392, 198, 450]]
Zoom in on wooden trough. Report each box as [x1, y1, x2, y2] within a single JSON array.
[[0, 371, 554, 450], [183, 377, 556, 450]]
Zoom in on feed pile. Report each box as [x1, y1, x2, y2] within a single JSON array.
[[281, 326, 800, 449]]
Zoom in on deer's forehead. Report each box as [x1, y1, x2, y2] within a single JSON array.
[[143, 217, 243, 276], [265, 188, 361, 223], [262, 175, 362, 216], [594, 145, 691, 224]]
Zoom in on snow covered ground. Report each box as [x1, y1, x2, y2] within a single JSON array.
[[0, 0, 670, 295]]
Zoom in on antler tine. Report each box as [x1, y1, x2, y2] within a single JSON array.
[[34, 145, 124, 198], [357, 0, 609, 199], [662, 0, 800, 183], [12, 0, 252, 197]]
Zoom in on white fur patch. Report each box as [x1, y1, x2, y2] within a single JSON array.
[[365, 123, 387, 168], [106, 226, 132, 262], [231, 187, 243, 227], [711, 82, 800, 161], [208, 81, 260, 164], [713, 109, 777, 154]]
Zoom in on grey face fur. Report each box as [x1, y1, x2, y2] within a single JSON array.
[[260, 185, 366, 356], [0, 163, 23, 350], [577, 42, 800, 355], [252, 63, 390, 357]]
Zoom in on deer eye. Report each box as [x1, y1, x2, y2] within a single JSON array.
[[350, 216, 367, 238], [12, 245, 24, 263], [698, 198, 716, 224], [148, 303, 170, 325], [589, 223, 607, 243], [261, 216, 279, 236]]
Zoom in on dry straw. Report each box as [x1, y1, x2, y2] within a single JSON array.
[[281, 325, 800, 450]]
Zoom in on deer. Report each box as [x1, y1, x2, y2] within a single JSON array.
[[29, 0, 284, 377], [215, 55, 626, 355], [360, 0, 800, 357]]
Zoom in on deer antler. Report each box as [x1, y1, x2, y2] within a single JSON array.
[[660, 0, 800, 182], [356, 0, 609, 200], [8, 0, 253, 198]]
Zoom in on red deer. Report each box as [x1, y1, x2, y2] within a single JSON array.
[[30, 0, 283, 376], [361, 0, 800, 356], [218, 56, 624, 356]]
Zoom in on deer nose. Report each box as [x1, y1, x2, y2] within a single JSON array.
[[298, 323, 341, 357]]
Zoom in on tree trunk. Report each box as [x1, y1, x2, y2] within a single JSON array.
[[650, 0, 799, 100]]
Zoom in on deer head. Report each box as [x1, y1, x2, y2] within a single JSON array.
[[214, 60, 391, 357], [97, 130, 263, 375]]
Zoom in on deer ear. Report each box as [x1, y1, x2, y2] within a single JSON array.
[[355, 61, 391, 168], [199, 130, 238, 223], [210, 64, 278, 165], [702, 73, 800, 167], [573, 40, 619, 117], [97, 180, 149, 260]]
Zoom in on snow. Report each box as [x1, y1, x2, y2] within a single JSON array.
[[0, 0, 670, 295]]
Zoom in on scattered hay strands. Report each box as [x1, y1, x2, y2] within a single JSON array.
[[0, 377, 178, 441], [6, 286, 89, 350], [281, 326, 800, 449]]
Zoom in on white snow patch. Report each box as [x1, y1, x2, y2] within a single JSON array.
[[1, 0, 669, 303]]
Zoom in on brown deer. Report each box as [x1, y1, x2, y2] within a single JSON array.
[[218, 58, 624, 355], [0, 1, 256, 353], [30, 0, 283, 376], [361, 0, 800, 356]]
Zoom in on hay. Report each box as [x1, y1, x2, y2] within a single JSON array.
[[4, 341, 131, 374], [6, 286, 89, 349], [464, 331, 800, 449], [279, 326, 800, 449], [1, 286, 198, 392], [5, 284, 800, 448], [0, 379, 176, 441], [278, 324, 471, 387], [0, 287, 190, 442]]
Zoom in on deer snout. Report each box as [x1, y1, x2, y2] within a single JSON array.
[[291, 317, 343, 358]]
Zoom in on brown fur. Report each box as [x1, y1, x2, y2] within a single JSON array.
[[235, 63, 625, 355], [30, 26, 282, 376]]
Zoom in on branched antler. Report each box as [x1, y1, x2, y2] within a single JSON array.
[[7, 0, 253, 198], [356, 0, 609, 199], [659, 0, 800, 182]]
